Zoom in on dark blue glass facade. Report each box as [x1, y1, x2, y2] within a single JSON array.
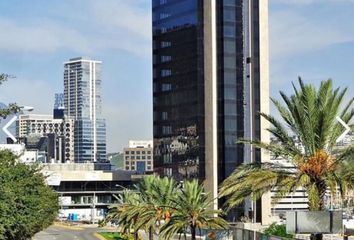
[[153, 0, 204, 181], [153, 0, 263, 221], [74, 119, 106, 163]]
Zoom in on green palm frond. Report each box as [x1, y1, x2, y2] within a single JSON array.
[[238, 139, 300, 160], [160, 179, 228, 240], [219, 78, 354, 213], [219, 163, 295, 210]]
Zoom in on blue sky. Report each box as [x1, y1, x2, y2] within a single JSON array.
[[0, 0, 353, 152]]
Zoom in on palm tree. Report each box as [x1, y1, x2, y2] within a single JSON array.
[[219, 79, 354, 240], [134, 175, 177, 240], [105, 189, 143, 239], [160, 179, 229, 240]]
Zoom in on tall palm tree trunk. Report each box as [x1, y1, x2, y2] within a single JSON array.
[[309, 181, 327, 240], [190, 225, 196, 240], [134, 230, 139, 240], [149, 226, 153, 240]]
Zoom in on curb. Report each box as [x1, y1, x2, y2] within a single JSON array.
[[94, 232, 107, 240], [53, 223, 84, 231]]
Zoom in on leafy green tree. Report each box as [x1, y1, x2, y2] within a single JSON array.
[[0, 150, 59, 240], [160, 179, 229, 240], [263, 223, 293, 239], [0, 74, 21, 119], [219, 79, 354, 240]]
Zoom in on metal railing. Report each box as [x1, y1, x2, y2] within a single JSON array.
[[196, 227, 301, 240]]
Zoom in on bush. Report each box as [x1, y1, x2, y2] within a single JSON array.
[[264, 223, 293, 239], [0, 150, 59, 240]]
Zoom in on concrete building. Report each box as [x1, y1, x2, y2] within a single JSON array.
[[16, 114, 75, 162], [42, 163, 132, 222], [124, 140, 153, 173], [152, 0, 270, 223], [269, 151, 309, 223], [64, 57, 107, 162]]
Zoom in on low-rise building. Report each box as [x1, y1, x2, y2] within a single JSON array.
[[42, 163, 133, 223], [123, 140, 153, 173]]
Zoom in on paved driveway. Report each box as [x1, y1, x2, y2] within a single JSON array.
[[33, 225, 102, 240]]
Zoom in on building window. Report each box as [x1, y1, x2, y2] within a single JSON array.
[[125, 161, 130, 165], [125, 151, 129, 154], [162, 112, 168, 120], [131, 156, 135, 160], [161, 55, 172, 62], [223, 9, 236, 22], [125, 156, 129, 160], [164, 168, 172, 176], [136, 151, 140, 154], [161, 69, 172, 77], [162, 126, 172, 135], [224, 26, 235, 37], [147, 156, 151, 159], [142, 156, 146, 160], [162, 83, 172, 91], [148, 161, 152, 165], [147, 151, 151, 154], [137, 156, 141, 160], [160, 13, 171, 19], [224, 0, 236, 6], [142, 151, 146, 154], [126, 167, 130, 170], [161, 41, 171, 48], [131, 151, 135, 154], [163, 154, 172, 163]]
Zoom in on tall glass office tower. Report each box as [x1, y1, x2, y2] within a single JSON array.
[[64, 57, 106, 162], [153, 0, 270, 223]]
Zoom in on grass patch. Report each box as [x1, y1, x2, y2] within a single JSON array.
[[98, 232, 124, 240]]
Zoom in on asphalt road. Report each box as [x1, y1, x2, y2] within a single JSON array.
[[33, 225, 102, 240]]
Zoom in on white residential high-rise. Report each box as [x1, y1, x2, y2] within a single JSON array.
[[63, 57, 106, 162]]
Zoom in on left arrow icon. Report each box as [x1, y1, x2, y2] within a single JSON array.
[[2, 116, 18, 143]]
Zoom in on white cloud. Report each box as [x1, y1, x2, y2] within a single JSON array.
[[269, 10, 354, 60], [91, 0, 151, 40], [0, 0, 152, 58], [0, 18, 91, 54]]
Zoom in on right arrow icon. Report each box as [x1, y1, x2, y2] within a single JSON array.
[[336, 116, 351, 143]]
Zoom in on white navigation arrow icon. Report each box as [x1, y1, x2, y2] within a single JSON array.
[[336, 116, 351, 143], [2, 116, 18, 143]]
